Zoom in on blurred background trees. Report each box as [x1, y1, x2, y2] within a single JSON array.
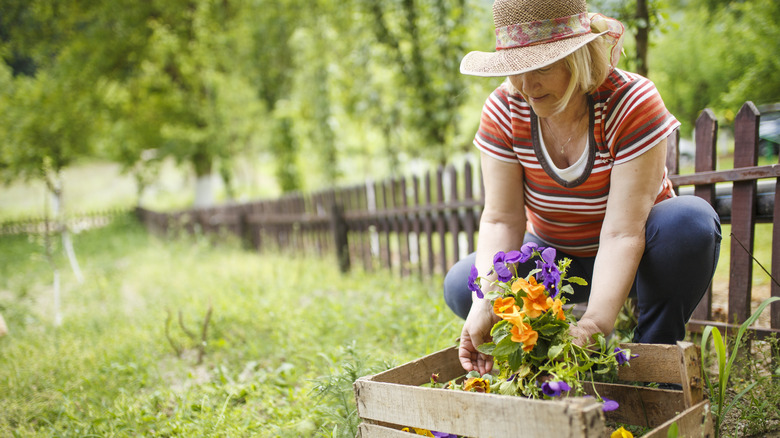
[[0, 0, 777, 209]]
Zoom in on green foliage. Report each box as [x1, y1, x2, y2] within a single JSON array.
[[0, 214, 459, 436], [652, 0, 780, 135], [700, 296, 780, 438]]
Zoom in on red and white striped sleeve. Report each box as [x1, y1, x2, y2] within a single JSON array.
[[473, 88, 518, 163], [604, 74, 680, 165]]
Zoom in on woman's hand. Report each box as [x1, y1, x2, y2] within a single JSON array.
[[569, 317, 602, 347], [459, 300, 499, 374]]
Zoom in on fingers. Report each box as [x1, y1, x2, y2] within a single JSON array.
[[458, 333, 493, 374]]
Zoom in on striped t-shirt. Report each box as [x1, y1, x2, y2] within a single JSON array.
[[474, 68, 680, 257]]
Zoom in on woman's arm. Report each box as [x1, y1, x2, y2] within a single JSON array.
[[459, 152, 527, 373], [572, 138, 668, 345]]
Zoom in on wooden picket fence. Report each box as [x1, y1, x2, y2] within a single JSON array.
[[136, 102, 780, 337], [0, 208, 131, 235]]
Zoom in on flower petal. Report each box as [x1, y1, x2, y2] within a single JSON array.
[[602, 398, 620, 412]]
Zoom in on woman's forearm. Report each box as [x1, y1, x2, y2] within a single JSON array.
[[472, 219, 526, 303], [581, 232, 645, 335]]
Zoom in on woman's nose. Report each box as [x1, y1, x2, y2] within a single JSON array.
[[515, 73, 536, 93]]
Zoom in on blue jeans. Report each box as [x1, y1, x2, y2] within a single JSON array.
[[443, 196, 722, 344]]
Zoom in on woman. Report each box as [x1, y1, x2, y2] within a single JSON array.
[[446, 0, 722, 375]]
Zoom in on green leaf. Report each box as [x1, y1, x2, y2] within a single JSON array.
[[492, 335, 521, 357], [508, 348, 525, 371], [491, 320, 510, 337], [667, 421, 679, 438], [476, 342, 495, 356], [567, 276, 588, 286], [538, 323, 563, 336], [558, 284, 575, 296], [547, 343, 564, 360]]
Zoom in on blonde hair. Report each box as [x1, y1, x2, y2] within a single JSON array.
[[504, 38, 611, 114]]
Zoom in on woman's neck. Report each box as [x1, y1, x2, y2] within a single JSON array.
[[546, 95, 588, 127]]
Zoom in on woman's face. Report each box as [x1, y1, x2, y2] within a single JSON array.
[[509, 60, 572, 118]]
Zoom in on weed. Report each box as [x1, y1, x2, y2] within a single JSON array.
[[701, 296, 780, 437]]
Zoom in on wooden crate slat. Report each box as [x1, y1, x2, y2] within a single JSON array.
[[642, 400, 714, 438], [356, 342, 709, 438], [355, 380, 605, 438], [367, 347, 463, 385], [616, 343, 681, 384], [583, 382, 685, 428], [358, 423, 419, 438]]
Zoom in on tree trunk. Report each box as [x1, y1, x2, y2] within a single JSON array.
[[43, 199, 63, 326], [46, 171, 84, 285], [192, 149, 215, 208], [0, 312, 8, 337], [635, 0, 649, 77]]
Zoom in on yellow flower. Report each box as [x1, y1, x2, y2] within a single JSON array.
[[463, 377, 491, 393], [510, 321, 538, 352], [611, 427, 633, 438], [401, 427, 434, 437]]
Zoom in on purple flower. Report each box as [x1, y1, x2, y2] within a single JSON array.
[[541, 380, 571, 397], [586, 395, 620, 411], [467, 265, 483, 299], [431, 432, 458, 438], [492, 251, 513, 282], [518, 242, 538, 263], [535, 247, 561, 298], [504, 250, 522, 264], [602, 397, 619, 412], [614, 347, 632, 366]]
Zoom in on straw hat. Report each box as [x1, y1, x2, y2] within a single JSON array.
[[460, 0, 609, 77]]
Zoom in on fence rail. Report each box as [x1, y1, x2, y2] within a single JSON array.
[[0, 208, 132, 235], [136, 102, 780, 338]]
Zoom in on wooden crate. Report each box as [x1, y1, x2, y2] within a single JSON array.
[[354, 342, 714, 438]]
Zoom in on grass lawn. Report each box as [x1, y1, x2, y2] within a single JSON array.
[[0, 214, 460, 437], [1, 217, 778, 437]]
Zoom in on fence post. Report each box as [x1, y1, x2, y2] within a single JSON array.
[[729, 102, 759, 324], [330, 202, 350, 273], [691, 110, 718, 322]]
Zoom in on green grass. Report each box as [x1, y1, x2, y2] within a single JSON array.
[[0, 215, 461, 437]]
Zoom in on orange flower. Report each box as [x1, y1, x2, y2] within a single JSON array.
[[511, 276, 546, 299], [510, 321, 539, 352], [521, 290, 551, 318], [463, 377, 491, 393], [549, 297, 565, 321], [493, 296, 518, 316]]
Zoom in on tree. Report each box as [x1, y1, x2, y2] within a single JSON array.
[[651, 0, 780, 134], [589, 0, 669, 77]]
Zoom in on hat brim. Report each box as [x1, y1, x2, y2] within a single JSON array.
[[460, 31, 606, 77]]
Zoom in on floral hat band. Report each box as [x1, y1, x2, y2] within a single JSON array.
[[460, 0, 626, 78], [494, 12, 624, 66], [495, 12, 590, 50]]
